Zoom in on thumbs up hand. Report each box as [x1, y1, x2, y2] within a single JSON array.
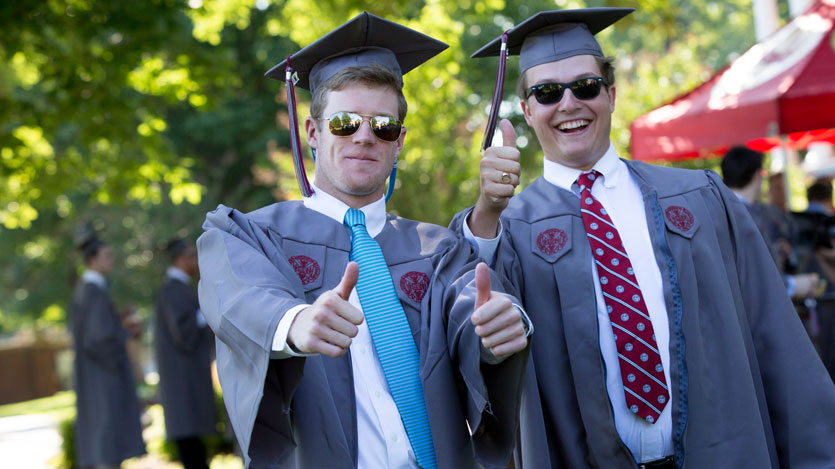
[[288, 261, 365, 358], [480, 119, 520, 210], [470, 262, 528, 358], [333, 261, 359, 301], [469, 119, 521, 238]]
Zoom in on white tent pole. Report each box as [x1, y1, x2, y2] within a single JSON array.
[[752, 0, 780, 40], [781, 135, 793, 210], [787, 0, 834, 177], [788, 0, 814, 17]]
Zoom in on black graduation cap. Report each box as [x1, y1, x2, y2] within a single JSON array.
[[265, 12, 448, 92], [473, 8, 634, 149], [74, 222, 105, 260], [472, 8, 634, 73], [264, 12, 448, 198], [165, 238, 191, 262]]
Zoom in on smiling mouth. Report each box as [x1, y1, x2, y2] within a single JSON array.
[[556, 119, 590, 133], [346, 156, 376, 162]]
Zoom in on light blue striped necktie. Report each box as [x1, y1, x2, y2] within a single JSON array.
[[344, 208, 437, 469]]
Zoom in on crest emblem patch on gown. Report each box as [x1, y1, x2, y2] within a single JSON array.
[[536, 228, 568, 255], [289, 255, 320, 285], [665, 206, 695, 231], [400, 271, 430, 302]]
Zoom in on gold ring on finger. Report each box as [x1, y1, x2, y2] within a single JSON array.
[[501, 172, 511, 184]]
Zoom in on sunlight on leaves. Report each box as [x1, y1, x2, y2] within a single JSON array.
[[188, 0, 256, 45]]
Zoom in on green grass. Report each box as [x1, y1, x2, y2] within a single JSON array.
[[209, 454, 244, 469], [0, 391, 76, 420]]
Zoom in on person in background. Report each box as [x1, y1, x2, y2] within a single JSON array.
[[721, 145, 820, 300], [768, 172, 788, 212], [155, 238, 217, 469], [806, 180, 834, 215], [70, 230, 145, 469], [452, 7, 835, 467], [800, 180, 835, 381]]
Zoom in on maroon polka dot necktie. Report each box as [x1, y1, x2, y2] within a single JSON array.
[[577, 170, 669, 424]]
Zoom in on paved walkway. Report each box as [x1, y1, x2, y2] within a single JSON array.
[[0, 413, 242, 468], [0, 413, 61, 468]]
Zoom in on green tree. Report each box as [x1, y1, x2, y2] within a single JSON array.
[[0, 0, 766, 331]]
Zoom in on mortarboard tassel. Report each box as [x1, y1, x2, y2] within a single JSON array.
[[481, 30, 509, 152], [285, 55, 314, 198]]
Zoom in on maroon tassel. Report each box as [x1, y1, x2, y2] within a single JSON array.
[[482, 30, 509, 151], [285, 55, 314, 197]]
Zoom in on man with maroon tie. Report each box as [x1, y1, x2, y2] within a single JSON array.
[[451, 7, 835, 468]]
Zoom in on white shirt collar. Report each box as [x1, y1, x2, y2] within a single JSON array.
[[732, 191, 753, 206], [303, 183, 387, 237], [166, 266, 192, 285], [81, 270, 108, 288], [543, 143, 623, 194]]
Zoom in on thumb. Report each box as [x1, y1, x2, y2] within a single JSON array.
[[335, 261, 359, 300], [475, 262, 492, 309], [499, 119, 516, 148]]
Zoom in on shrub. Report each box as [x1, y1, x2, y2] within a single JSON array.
[[57, 416, 76, 469]]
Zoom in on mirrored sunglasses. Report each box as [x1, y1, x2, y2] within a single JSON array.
[[318, 112, 403, 142], [525, 77, 606, 105]]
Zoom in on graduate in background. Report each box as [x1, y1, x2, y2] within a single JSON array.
[[721, 146, 821, 302], [197, 12, 530, 468], [69, 229, 145, 469], [155, 238, 217, 469]]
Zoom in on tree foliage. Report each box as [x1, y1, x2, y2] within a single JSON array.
[[0, 0, 765, 330]]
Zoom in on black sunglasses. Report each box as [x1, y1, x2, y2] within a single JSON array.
[[525, 77, 606, 105], [317, 112, 403, 142]]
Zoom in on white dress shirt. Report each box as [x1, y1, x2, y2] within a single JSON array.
[[81, 269, 108, 289], [166, 265, 192, 284], [272, 184, 418, 469], [466, 145, 673, 462]]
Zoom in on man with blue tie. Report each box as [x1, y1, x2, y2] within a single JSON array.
[[451, 7, 835, 468], [196, 12, 530, 468]]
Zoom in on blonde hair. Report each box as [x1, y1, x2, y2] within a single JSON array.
[[310, 63, 408, 122]]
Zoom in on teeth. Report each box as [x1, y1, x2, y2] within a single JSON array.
[[558, 120, 589, 130]]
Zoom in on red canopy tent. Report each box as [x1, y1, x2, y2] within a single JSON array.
[[630, 0, 835, 161]]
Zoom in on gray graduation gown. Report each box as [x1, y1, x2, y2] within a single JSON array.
[[69, 281, 146, 467], [154, 276, 217, 439], [197, 201, 527, 469], [450, 161, 835, 468]]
